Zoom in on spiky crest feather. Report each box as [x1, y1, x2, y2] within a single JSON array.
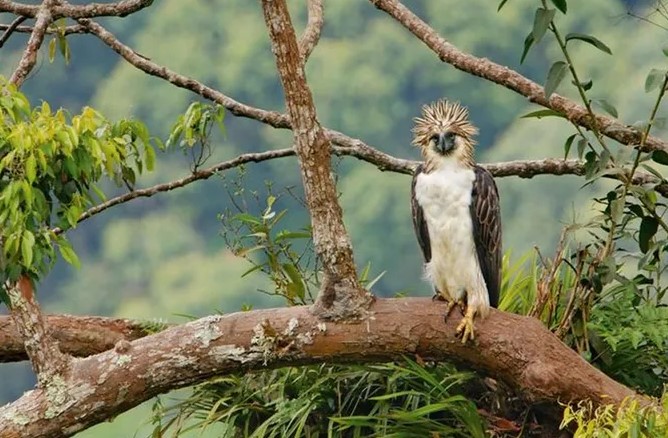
[[412, 100, 478, 170]]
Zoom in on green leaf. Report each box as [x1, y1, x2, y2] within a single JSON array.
[[544, 61, 568, 98], [563, 134, 576, 159], [282, 263, 305, 301], [532, 8, 555, 44], [645, 69, 666, 93], [639, 217, 658, 254], [25, 154, 36, 183], [549, 0, 567, 13], [651, 150, 668, 165], [520, 109, 564, 119], [48, 38, 56, 63], [497, 0, 511, 11], [21, 230, 35, 268], [58, 239, 80, 268], [592, 98, 618, 118], [520, 33, 535, 64], [572, 78, 593, 91], [57, 34, 70, 64], [144, 144, 156, 172], [564, 33, 611, 55]]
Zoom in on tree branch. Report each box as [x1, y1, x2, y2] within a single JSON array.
[[0, 0, 153, 19], [0, 15, 26, 48], [0, 23, 86, 36], [4, 277, 69, 385], [0, 298, 645, 438], [8, 0, 58, 87], [261, 0, 369, 316], [0, 314, 162, 363], [369, 0, 668, 154], [297, 0, 323, 63]]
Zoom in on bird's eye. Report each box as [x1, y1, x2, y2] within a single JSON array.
[[444, 132, 456, 140], [429, 134, 439, 144]]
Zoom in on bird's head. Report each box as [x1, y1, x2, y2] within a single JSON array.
[[412, 100, 478, 170]]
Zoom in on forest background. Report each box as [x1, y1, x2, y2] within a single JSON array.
[[0, 0, 663, 435]]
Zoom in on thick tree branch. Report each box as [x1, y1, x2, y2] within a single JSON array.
[[261, 0, 369, 316], [369, 0, 668, 154], [8, 0, 58, 87], [4, 277, 69, 385], [0, 298, 644, 438], [0, 314, 164, 363], [297, 0, 323, 62]]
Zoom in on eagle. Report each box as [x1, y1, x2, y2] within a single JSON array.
[[410, 100, 502, 343]]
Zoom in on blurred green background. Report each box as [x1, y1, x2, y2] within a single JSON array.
[[0, 0, 664, 435]]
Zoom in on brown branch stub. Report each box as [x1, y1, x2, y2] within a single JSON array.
[[298, 0, 323, 63], [0, 299, 644, 438], [369, 0, 668, 154], [5, 277, 69, 385], [260, 0, 370, 317]]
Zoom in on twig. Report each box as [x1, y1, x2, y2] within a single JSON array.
[[0, 22, 87, 35], [369, 0, 668, 153], [0, 14, 26, 47], [298, 0, 323, 63]]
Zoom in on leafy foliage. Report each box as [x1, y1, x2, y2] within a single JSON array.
[[150, 360, 485, 438], [0, 77, 157, 291], [561, 391, 668, 437]]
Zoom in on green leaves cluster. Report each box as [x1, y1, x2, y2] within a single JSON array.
[[150, 360, 484, 438], [562, 392, 668, 437], [0, 77, 157, 287]]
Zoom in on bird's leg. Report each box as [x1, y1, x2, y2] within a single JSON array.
[[431, 288, 446, 301], [456, 305, 477, 344]]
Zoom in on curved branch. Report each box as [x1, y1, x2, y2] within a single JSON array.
[[369, 0, 668, 153], [298, 0, 323, 62], [0, 15, 26, 47], [0, 298, 644, 438]]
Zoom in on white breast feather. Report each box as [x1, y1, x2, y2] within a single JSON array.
[[415, 160, 490, 316]]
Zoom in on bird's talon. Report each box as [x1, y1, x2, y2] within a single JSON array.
[[456, 309, 476, 344]]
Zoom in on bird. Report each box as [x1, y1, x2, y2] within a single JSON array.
[[410, 99, 502, 343]]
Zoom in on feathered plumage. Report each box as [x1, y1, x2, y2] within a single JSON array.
[[410, 99, 502, 343]]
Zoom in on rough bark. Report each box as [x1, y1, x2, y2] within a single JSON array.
[[0, 314, 162, 363], [5, 278, 69, 386], [261, 0, 370, 317], [0, 298, 642, 438]]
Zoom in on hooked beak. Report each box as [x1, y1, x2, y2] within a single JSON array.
[[437, 132, 455, 154]]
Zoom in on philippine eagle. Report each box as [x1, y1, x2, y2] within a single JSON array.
[[410, 100, 502, 343]]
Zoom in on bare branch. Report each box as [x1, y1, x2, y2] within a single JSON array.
[[298, 0, 323, 62], [0, 22, 86, 36], [261, 0, 369, 316], [369, 0, 668, 154], [0, 298, 646, 438], [0, 314, 163, 363], [0, 0, 153, 19], [4, 277, 69, 385], [9, 0, 58, 87], [0, 14, 26, 47]]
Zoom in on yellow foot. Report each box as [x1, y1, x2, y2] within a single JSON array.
[[456, 307, 476, 344], [442, 298, 465, 324]]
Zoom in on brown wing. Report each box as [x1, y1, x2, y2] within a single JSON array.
[[470, 165, 502, 308], [411, 164, 431, 262]]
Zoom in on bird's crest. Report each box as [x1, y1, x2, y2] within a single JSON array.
[[412, 100, 478, 169]]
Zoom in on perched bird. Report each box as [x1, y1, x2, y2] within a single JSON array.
[[410, 100, 502, 343]]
